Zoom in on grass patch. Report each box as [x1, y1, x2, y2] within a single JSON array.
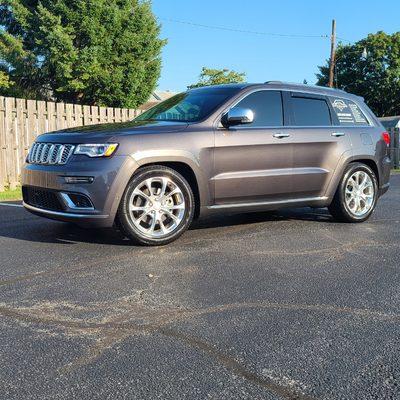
[[0, 186, 22, 202], [392, 169, 400, 175]]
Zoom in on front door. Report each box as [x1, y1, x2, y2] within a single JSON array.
[[213, 90, 293, 205]]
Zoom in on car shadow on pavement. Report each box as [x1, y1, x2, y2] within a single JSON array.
[[0, 206, 334, 246], [191, 207, 333, 231]]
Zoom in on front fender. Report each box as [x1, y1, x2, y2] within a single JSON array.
[[129, 150, 212, 209]]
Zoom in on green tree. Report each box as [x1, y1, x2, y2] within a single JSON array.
[[316, 31, 400, 116], [0, 71, 12, 89], [188, 67, 246, 89], [0, 0, 166, 107]]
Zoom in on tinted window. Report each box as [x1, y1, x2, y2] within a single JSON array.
[[233, 90, 283, 127], [291, 96, 331, 126], [329, 97, 370, 126], [135, 88, 239, 123]]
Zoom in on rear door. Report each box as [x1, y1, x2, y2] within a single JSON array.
[[286, 91, 352, 199], [213, 90, 293, 205]]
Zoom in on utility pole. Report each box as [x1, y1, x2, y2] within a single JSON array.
[[328, 19, 336, 88]]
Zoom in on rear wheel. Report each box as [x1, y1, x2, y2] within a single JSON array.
[[117, 166, 195, 245], [328, 162, 378, 223]]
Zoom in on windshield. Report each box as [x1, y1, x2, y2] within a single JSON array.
[[135, 87, 240, 123]]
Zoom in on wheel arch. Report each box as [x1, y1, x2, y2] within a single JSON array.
[[347, 157, 380, 186], [326, 155, 380, 202]]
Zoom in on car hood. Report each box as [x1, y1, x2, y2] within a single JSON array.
[[36, 120, 189, 143]]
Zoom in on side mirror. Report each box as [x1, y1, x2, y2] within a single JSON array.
[[221, 107, 254, 128]]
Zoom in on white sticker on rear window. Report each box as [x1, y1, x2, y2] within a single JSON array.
[[330, 98, 368, 126]]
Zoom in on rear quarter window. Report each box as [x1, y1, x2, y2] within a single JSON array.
[[329, 97, 370, 126]]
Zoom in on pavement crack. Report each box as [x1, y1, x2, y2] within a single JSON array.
[[1, 300, 400, 334], [158, 327, 316, 400], [58, 331, 130, 374]]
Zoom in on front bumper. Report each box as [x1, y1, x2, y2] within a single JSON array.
[[22, 155, 138, 228], [23, 201, 111, 227]]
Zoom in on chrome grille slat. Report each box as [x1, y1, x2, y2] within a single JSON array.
[[51, 144, 61, 164], [40, 144, 50, 163], [36, 144, 44, 163], [55, 145, 63, 164], [27, 144, 35, 163], [27, 142, 75, 165], [61, 145, 74, 164], [33, 143, 40, 162], [29, 144, 35, 163], [48, 144, 56, 164]]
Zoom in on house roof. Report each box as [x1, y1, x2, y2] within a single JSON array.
[[148, 90, 176, 102], [379, 116, 400, 128]]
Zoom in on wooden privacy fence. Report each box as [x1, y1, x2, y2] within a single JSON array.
[[0, 96, 143, 191], [388, 128, 400, 169]]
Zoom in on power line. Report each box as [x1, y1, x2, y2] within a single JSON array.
[[159, 17, 330, 39], [336, 36, 353, 43]]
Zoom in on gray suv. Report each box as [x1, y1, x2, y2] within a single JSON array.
[[22, 82, 391, 245]]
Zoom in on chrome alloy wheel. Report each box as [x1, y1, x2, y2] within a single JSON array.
[[344, 171, 375, 217], [128, 176, 186, 238]]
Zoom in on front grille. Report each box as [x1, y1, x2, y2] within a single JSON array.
[[27, 143, 75, 165], [22, 187, 64, 211]]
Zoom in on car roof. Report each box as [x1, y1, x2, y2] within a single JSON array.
[[191, 82, 362, 101], [189, 83, 250, 91], [261, 81, 358, 98]]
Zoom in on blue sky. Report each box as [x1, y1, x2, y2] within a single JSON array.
[[152, 0, 400, 92]]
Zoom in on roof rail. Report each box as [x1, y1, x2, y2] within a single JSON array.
[[264, 80, 348, 94]]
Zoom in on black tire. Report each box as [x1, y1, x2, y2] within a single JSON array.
[[328, 162, 378, 223], [117, 165, 195, 246]]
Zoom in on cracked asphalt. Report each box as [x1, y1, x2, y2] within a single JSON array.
[[0, 175, 399, 400]]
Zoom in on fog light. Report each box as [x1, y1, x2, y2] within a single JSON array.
[[64, 176, 94, 184], [68, 194, 93, 208], [60, 193, 94, 209]]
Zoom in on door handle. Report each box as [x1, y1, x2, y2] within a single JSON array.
[[273, 133, 290, 139], [332, 132, 346, 137]]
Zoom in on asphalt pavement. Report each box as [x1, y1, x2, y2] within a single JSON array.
[[0, 175, 399, 400]]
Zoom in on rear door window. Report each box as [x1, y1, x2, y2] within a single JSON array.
[[291, 95, 332, 126], [329, 97, 370, 126], [233, 90, 283, 127]]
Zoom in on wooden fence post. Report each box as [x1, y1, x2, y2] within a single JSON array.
[[0, 97, 6, 191], [26, 100, 37, 147], [99, 107, 107, 124], [91, 106, 99, 125], [36, 101, 46, 136], [107, 107, 114, 123], [83, 105, 91, 125], [56, 102, 65, 131], [4, 97, 18, 190]]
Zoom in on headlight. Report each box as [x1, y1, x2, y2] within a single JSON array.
[[74, 143, 118, 158]]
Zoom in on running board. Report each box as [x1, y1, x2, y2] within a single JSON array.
[[208, 196, 328, 210]]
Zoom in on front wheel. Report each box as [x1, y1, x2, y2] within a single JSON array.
[[117, 166, 195, 245], [328, 162, 378, 223]]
